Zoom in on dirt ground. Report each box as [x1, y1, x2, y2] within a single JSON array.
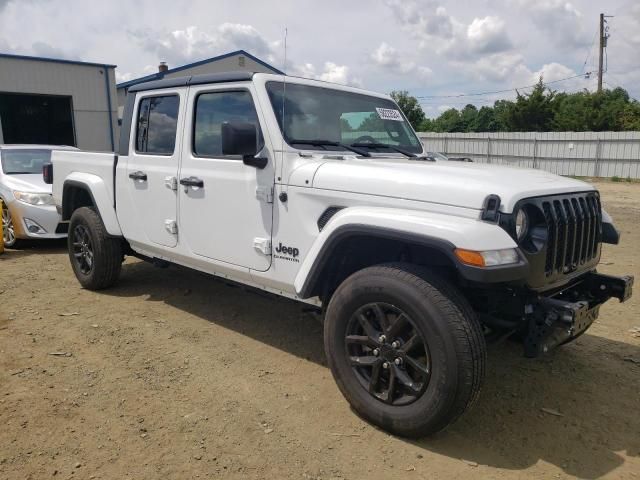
[[1, 180, 638, 480]]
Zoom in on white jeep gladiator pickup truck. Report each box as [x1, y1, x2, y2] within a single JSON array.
[[45, 72, 634, 437]]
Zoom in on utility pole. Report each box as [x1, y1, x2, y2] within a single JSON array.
[[597, 13, 612, 93], [598, 13, 604, 92]]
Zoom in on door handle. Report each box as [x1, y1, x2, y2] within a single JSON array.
[[129, 171, 147, 181], [179, 177, 204, 188]]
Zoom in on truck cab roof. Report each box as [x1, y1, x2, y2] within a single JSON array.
[[127, 71, 256, 93], [125, 71, 391, 101]]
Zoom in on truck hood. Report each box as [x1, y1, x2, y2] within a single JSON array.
[[1, 173, 53, 194], [312, 158, 595, 212]]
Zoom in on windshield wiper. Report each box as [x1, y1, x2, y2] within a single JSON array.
[[350, 142, 417, 158], [288, 139, 371, 157]]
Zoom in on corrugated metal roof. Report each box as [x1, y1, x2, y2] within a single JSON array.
[[0, 52, 116, 68], [116, 49, 283, 89]]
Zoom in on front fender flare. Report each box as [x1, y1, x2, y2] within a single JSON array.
[[294, 207, 528, 298], [62, 173, 122, 237]]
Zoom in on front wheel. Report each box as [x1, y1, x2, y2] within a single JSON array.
[[1, 201, 18, 248], [68, 207, 122, 290], [324, 263, 486, 438]]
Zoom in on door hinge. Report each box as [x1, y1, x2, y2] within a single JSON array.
[[165, 176, 178, 191], [253, 237, 272, 255], [164, 220, 178, 235], [255, 186, 274, 203]]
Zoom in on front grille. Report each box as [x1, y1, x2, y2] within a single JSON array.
[[541, 193, 601, 277]]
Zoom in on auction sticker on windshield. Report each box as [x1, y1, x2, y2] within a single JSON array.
[[376, 107, 404, 121]]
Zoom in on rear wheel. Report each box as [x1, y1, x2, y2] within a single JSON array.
[[68, 207, 122, 290], [324, 263, 486, 438], [1, 201, 18, 248]]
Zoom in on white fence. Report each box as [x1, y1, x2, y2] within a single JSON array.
[[417, 132, 640, 179]]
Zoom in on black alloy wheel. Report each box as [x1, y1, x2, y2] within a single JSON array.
[[71, 224, 94, 274], [346, 302, 431, 406]]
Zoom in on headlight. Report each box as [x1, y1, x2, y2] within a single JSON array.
[[515, 209, 529, 241], [13, 191, 55, 206], [454, 248, 520, 267]]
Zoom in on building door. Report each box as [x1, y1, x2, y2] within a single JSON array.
[[0, 93, 75, 146]]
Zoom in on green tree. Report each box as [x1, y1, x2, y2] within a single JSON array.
[[471, 106, 500, 132], [552, 91, 591, 131], [418, 117, 434, 131], [340, 117, 353, 132], [504, 77, 556, 131], [390, 90, 426, 130], [459, 104, 478, 132], [621, 101, 640, 130], [417, 83, 640, 133], [432, 108, 463, 132], [359, 113, 385, 131], [492, 100, 512, 131]]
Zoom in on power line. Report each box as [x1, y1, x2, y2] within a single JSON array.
[[415, 72, 592, 99], [582, 28, 600, 74]]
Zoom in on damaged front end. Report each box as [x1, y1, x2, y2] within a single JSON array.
[[523, 272, 634, 357]]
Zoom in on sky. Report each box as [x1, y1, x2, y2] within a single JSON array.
[[0, 0, 639, 117]]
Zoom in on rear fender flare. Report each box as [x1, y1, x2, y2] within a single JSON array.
[[62, 173, 122, 237]]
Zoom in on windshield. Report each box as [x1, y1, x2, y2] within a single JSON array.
[[427, 151, 449, 161], [266, 82, 423, 154], [1, 149, 51, 175]]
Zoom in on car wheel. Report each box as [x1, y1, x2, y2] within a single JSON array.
[[1, 201, 18, 248], [68, 207, 122, 290], [324, 263, 486, 438]]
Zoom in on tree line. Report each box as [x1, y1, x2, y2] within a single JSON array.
[[391, 78, 640, 133]]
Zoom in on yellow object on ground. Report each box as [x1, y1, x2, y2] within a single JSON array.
[[0, 199, 4, 254]]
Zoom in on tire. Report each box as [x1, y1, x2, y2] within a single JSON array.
[[324, 263, 486, 438], [68, 207, 122, 290]]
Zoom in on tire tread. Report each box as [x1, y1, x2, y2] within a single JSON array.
[[68, 207, 122, 290], [325, 262, 486, 437]]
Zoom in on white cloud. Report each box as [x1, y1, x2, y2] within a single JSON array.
[[293, 61, 361, 87], [385, 0, 512, 58], [130, 23, 277, 67], [128, 23, 363, 87], [0, 0, 638, 106], [370, 42, 433, 80], [533, 62, 576, 83], [31, 41, 80, 60], [467, 16, 512, 54], [371, 42, 398, 68], [510, 0, 589, 49], [318, 62, 350, 83], [467, 52, 528, 82]]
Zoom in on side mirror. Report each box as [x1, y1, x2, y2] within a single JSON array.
[[43, 163, 53, 184], [221, 122, 267, 169]]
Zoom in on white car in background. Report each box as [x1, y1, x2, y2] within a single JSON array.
[[1, 145, 74, 247]]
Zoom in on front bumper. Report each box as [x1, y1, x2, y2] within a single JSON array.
[[523, 272, 634, 357], [6, 199, 67, 240]]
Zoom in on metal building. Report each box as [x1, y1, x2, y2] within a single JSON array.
[[0, 53, 117, 151], [116, 49, 283, 119]]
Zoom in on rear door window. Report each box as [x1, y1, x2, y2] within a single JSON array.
[[135, 95, 180, 155]]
